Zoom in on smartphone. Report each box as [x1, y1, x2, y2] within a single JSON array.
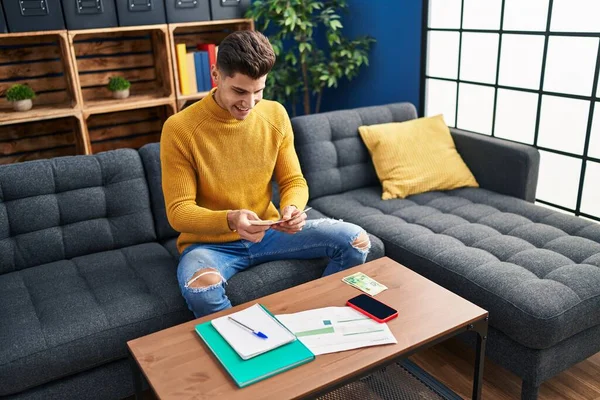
[[346, 294, 398, 323]]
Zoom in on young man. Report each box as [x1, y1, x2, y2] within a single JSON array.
[[161, 30, 370, 318]]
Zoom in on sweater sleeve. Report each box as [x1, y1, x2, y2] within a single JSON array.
[[160, 118, 232, 235], [273, 109, 309, 211]]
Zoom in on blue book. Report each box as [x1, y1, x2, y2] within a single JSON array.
[[195, 305, 315, 388], [199, 51, 210, 92], [193, 52, 205, 92]]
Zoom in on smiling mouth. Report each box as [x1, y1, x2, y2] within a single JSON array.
[[235, 105, 249, 112]]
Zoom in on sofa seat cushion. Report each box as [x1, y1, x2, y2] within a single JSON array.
[[0, 243, 192, 396], [310, 186, 600, 350]]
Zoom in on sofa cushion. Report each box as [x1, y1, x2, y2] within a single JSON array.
[[0, 150, 156, 275], [162, 237, 180, 260], [291, 103, 418, 200], [358, 115, 478, 199], [227, 259, 329, 305], [139, 143, 179, 241], [0, 243, 192, 396], [310, 186, 600, 350]]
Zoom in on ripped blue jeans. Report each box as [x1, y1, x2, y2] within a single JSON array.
[[177, 218, 370, 318]]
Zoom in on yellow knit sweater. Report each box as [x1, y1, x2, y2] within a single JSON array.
[[160, 90, 309, 253]]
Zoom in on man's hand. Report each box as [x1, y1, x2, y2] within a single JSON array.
[[271, 205, 307, 234], [227, 210, 270, 242]]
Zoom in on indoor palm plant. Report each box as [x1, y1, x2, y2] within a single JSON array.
[[6, 84, 36, 111], [108, 76, 131, 99], [246, 0, 375, 116]]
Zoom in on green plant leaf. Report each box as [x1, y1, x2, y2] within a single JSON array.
[[247, 0, 375, 114], [330, 20, 343, 30], [107, 76, 131, 92], [6, 84, 36, 102]]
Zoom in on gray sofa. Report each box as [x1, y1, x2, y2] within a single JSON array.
[[3, 101, 599, 400], [290, 102, 600, 400], [0, 146, 384, 399]]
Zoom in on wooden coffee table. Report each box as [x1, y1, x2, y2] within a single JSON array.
[[128, 257, 488, 399]]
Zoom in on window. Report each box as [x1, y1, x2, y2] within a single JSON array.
[[423, 0, 600, 222]]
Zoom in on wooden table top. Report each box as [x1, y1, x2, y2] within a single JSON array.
[[128, 256, 488, 400]]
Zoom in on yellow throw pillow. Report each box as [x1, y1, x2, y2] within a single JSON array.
[[358, 114, 478, 200]]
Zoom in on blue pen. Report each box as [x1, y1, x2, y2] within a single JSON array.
[[228, 316, 268, 339]]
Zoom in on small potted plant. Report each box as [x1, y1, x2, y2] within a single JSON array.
[[108, 76, 131, 99], [6, 84, 36, 111]]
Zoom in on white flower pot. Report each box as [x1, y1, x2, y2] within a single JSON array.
[[112, 88, 130, 99], [12, 99, 32, 112]]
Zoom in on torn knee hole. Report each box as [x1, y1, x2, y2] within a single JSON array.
[[187, 268, 222, 288], [352, 232, 371, 250]]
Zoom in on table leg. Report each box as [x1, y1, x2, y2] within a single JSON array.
[[470, 317, 488, 400], [129, 351, 145, 400]]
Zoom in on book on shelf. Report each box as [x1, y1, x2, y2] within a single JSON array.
[[197, 43, 217, 88], [175, 43, 191, 95], [200, 51, 210, 91], [194, 50, 210, 92], [185, 52, 198, 95], [193, 51, 205, 93], [175, 43, 218, 96]]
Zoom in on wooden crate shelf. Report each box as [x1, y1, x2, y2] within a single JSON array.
[[176, 91, 211, 110], [0, 105, 79, 125], [0, 115, 85, 164], [69, 24, 174, 109], [0, 19, 254, 163], [168, 19, 253, 31], [83, 94, 175, 116], [169, 19, 254, 111], [85, 103, 175, 154], [67, 24, 173, 36], [0, 31, 80, 124]]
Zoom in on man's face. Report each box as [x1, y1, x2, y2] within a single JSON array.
[[212, 66, 267, 120]]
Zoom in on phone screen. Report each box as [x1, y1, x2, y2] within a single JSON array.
[[348, 294, 397, 320]]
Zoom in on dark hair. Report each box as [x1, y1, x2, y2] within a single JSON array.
[[216, 31, 276, 79]]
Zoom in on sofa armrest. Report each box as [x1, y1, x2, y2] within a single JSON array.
[[451, 128, 540, 202]]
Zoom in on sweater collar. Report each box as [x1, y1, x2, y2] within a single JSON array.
[[203, 87, 244, 124]]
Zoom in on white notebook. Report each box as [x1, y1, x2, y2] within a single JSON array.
[[211, 304, 297, 360]]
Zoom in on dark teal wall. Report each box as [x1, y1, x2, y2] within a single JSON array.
[[319, 1, 423, 113]]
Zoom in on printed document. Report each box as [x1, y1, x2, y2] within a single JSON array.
[[275, 306, 397, 355]]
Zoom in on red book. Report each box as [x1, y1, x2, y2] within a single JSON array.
[[197, 44, 217, 88]]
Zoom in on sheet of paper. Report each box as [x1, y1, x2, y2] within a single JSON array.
[[275, 306, 397, 355]]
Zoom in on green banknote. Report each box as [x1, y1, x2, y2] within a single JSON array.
[[342, 272, 388, 296]]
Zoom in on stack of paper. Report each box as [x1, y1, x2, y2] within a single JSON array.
[[211, 304, 296, 359], [196, 304, 315, 388]]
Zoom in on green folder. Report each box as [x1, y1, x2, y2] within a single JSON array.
[[195, 307, 315, 388]]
